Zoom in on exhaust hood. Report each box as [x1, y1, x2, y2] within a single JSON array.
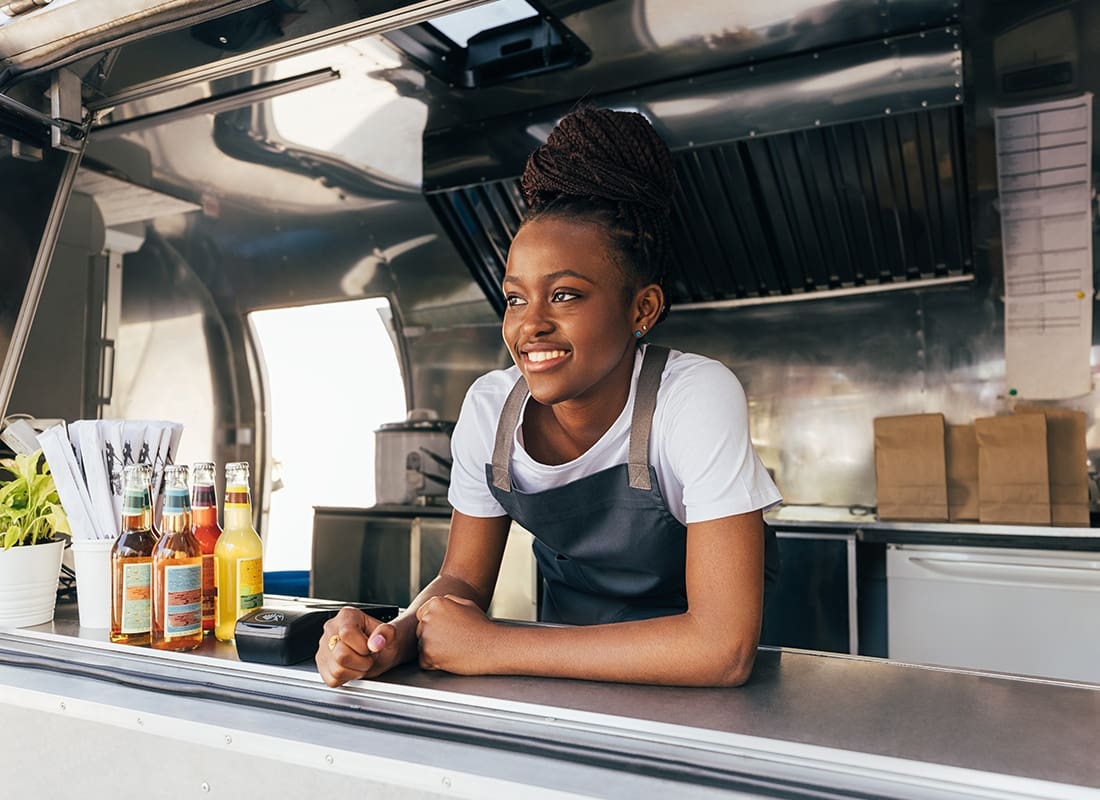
[[423, 26, 972, 315]]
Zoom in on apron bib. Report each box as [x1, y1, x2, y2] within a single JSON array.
[[486, 346, 776, 625]]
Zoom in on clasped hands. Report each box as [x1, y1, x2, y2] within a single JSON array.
[[316, 594, 497, 687]]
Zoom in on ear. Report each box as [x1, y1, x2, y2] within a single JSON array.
[[633, 283, 664, 331]]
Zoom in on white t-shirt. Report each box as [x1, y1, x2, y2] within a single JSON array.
[[448, 345, 782, 525]]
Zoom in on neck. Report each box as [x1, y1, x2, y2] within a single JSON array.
[[529, 344, 637, 464]]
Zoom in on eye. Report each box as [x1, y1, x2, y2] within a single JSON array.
[[551, 290, 580, 302], [505, 294, 527, 307]]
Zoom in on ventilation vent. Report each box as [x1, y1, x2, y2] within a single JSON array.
[[427, 106, 972, 316]]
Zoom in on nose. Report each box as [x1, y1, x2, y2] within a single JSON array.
[[518, 296, 554, 337]]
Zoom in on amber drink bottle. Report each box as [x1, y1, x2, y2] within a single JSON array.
[[190, 461, 222, 634], [152, 465, 203, 651], [111, 465, 158, 645], [214, 462, 264, 641]]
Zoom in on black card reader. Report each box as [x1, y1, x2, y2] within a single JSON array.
[[234, 599, 399, 665]]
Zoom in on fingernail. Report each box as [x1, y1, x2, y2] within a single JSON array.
[[368, 634, 386, 651]]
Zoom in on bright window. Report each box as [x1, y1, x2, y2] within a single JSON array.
[[429, 0, 537, 46], [249, 298, 406, 572]]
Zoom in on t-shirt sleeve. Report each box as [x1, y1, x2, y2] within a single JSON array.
[[662, 360, 782, 524], [447, 379, 510, 518]]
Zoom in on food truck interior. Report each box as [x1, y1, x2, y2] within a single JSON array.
[[0, 1, 1098, 797]]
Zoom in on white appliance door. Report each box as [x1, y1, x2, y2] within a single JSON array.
[[887, 544, 1100, 683]]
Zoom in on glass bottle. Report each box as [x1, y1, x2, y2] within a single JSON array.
[[111, 464, 158, 645], [190, 461, 222, 634], [214, 461, 264, 641], [152, 465, 203, 651]]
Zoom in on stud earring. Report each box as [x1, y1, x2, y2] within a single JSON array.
[[634, 330, 643, 338]]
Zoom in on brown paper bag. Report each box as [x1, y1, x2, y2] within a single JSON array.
[[945, 424, 979, 522], [1016, 406, 1089, 527], [874, 414, 948, 521], [975, 414, 1051, 525]]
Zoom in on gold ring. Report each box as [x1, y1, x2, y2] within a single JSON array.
[[327, 634, 340, 651]]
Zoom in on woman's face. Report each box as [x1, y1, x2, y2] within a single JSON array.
[[502, 216, 641, 407]]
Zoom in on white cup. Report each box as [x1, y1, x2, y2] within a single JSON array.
[[70, 537, 117, 629]]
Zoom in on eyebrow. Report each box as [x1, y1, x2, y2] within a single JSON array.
[[502, 269, 596, 286]]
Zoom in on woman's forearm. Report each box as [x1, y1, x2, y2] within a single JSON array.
[[487, 612, 759, 687]]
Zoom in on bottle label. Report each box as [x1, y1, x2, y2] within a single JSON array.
[[237, 557, 264, 619], [121, 489, 147, 516], [202, 553, 215, 626], [162, 487, 190, 517], [164, 563, 202, 638], [121, 561, 152, 634], [192, 485, 216, 508]]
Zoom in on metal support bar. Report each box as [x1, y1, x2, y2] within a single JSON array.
[[0, 89, 83, 141], [0, 146, 85, 421], [1, 0, 51, 17], [92, 67, 340, 139]]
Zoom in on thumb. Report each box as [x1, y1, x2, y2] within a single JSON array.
[[367, 621, 395, 653], [443, 594, 478, 608]]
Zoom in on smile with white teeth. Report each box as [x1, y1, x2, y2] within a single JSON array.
[[526, 350, 568, 363]]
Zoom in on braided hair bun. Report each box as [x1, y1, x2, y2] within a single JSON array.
[[520, 107, 677, 323]]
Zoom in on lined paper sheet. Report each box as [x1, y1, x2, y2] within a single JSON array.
[[994, 94, 1093, 399]]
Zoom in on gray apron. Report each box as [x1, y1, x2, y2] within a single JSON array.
[[485, 345, 779, 625]]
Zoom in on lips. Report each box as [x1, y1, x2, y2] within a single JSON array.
[[520, 346, 571, 372], [526, 349, 568, 363]]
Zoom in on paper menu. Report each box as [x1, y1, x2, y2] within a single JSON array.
[[35, 419, 184, 540], [994, 94, 1093, 399]]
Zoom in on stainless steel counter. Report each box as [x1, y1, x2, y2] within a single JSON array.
[[767, 508, 1100, 550], [0, 601, 1097, 799]]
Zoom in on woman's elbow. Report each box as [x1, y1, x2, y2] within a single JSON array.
[[704, 643, 757, 687]]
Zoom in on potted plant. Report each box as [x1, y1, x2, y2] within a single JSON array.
[[0, 449, 70, 627]]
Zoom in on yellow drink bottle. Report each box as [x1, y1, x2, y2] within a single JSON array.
[[214, 461, 264, 641]]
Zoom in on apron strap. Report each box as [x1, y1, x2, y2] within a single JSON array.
[[627, 345, 669, 490], [490, 344, 671, 493], [491, 375, 529, 491]]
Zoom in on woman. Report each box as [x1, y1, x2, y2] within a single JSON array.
[[317, 107, 781, 687]]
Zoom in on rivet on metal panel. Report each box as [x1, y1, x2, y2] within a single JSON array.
[[920, 32, 925, 38], [325, 754, 334, 764], [884, 108, 892, 115], [201, 783, 211, 793], [224, 735, 232, 745], [883, 38, 890, 45], [748, 65, 755, 73], [953, 43, 960, 50], [749, 130, 756, 137], [136, 717, 144, 726], [442, 777, 453, 789], [688, 140, 694, 147], [813, 52, 819, 59], [218, 36, 228, 45], [814, 120, 821, 126], [921, 101, 928, 108], [58, 701, 66, 711], [955, 94, 962, 101]]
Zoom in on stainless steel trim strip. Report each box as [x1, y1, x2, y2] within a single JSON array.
[[86, 0, 486, 111], [671, 275, 975, 312], [92, 67, 340, 138]]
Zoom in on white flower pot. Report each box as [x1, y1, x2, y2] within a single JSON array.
[[0, 539, 65, 628]]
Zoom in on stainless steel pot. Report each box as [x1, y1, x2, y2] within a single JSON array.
[[374, 409, 455, 505]]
